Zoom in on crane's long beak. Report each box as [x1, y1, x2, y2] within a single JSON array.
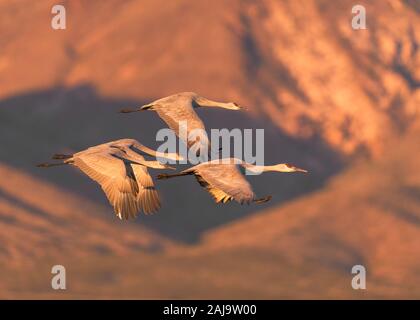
[[294, 167, 308, 173], [225, 102, 243, 111]]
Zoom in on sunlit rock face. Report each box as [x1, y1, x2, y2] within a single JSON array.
[[0, 0, 418, 158], [236, 0, 419, 156]]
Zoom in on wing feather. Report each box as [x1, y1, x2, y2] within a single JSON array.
[[73, 152, 140, 219], [192, 163, 255, 204], [153, 104, 211, 155], [132, 164, 161, 214]]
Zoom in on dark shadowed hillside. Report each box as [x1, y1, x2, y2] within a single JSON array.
[[2, 127, 419, 299]]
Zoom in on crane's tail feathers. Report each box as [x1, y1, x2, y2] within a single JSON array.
[[52, 153, 72, 160], [157, 172, 191, 180], [254, 195, 272, 204]]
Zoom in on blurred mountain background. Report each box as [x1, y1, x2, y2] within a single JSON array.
[[0, 0, 419, 298]]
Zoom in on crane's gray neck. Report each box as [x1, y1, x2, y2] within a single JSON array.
[[193, 96, 236, 109], [131, 141, 157, 157], [131, 141, 182, 162], [242, 163, 270, 174], [241, 163, 291, 174]]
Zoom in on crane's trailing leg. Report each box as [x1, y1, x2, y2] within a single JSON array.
[[253, 195, 272, 204], [36, 162, 68, 168], [52, 154, 72, 160], [157, 171, 192, 180], [37, 155, 74, 167], [119, 103, 154, 113], [119, 108, 140, 113]]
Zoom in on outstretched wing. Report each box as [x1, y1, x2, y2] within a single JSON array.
[[131, 164, 161, 214], [152, 104, 211, 156], [192, 163, 255, 204], [73, 151, 140, 219]]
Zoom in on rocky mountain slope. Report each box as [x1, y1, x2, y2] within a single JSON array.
[[1, 0, 418, 156]]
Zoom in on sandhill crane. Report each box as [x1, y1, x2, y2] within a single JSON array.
[[37, 139, 181, 220], [157, 158, 307, 205], [119, 92, 243, 157]]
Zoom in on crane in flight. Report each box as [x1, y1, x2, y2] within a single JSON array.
[[157, 158, 308, 205], [37, 139, 181, 220], [120, 92, 243, 158]]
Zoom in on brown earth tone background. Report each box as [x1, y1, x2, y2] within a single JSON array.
[[0, 0, 419, 298]]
